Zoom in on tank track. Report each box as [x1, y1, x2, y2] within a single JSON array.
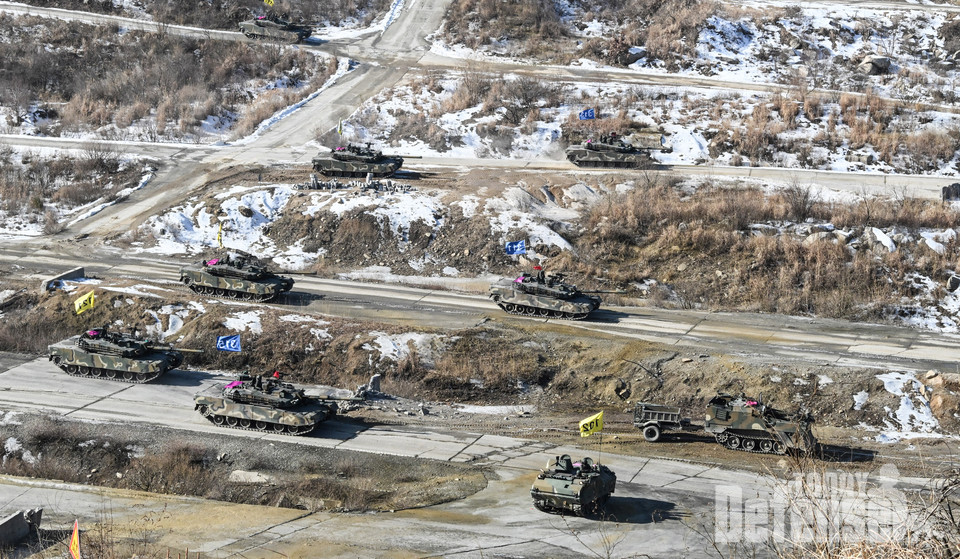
[[532, 499, 584, 516], [570, 160, 643, 169], [51, 358, 163, 384], [242, 31, 301, 44], [316, 168, 393, 178], [184, 283, 278, 303], [495, 302, 589, 321], [714, 431, 787, 455], [533, 492, 609, 516], [197, 409, 315, 436]]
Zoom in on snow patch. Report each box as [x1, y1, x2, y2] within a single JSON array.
[[223, 311, 263, 334]]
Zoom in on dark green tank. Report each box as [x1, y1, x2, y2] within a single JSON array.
[[530, 454, 616, 515], [48, 327, 193, 383], [179, 251, 294, 302], [239, 16, 312, 43], [565, 132, 665, 169], [489, 270, 602, 320], [312, 143, 404, 178], [194, 374, 360, 436]]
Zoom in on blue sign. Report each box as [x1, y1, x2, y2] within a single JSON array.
[[505, 240, 526, 255], [216, 335, 241, 352], [578, 108, 595, 120]]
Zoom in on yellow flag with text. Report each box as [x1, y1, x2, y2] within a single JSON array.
[[337, 118, 343, 136], [217, 222, 223, 248], [263, 0, 274, 6], [69, 519, 80, 559], [579, 411, 603, 437], [74, 291, 95, 315]]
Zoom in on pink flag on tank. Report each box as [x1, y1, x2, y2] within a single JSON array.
[[225, 381, 242, 389], [206, 258, 220, 265]]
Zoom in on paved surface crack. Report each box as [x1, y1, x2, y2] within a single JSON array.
[[64, 385, 134, 416], [628, 458, 650, 484], [423, 538, 541, 557], [219, 511, 326, 556], [445, 433, 487, 462], [659, 465, 714, 489]]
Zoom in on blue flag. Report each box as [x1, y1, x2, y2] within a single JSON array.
[[216, 335, 241, 352], [578, 108, 595, 120], [505, 240, 526, 255]]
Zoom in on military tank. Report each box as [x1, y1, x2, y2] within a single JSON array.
[[530, 454, 616, 515], [238, 16, 312, 43], [312, 143, 404, 178], [194, 374, 357, 436], [565, 132, 665, 169], [48, 327, 196, 383], [489, 270, 602, 320], [179, 251, 294, 302], [704, 393, 817, 455]]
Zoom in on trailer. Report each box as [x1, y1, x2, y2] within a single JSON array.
[[632, 402, 691, 442]]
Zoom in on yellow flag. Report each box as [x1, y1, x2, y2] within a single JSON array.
[[263, 0, 273, 5], [74, 291, 95, 315], [337, 118, 343, 136], [69, 519, 80, 559], [579, 411, 603, 438], [217, 223, 223, 248]]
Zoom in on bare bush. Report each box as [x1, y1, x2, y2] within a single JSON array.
[[781, 179, 818, 221]]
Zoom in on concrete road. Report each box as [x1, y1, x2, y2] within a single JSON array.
[[2, 247, 959, 373], [0, 358, 908, 558]]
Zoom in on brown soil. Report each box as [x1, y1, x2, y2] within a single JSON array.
[[0, 412, 488, 513]]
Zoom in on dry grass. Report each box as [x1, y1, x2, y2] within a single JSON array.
[[572, 176, 960, 318], [0, 15, 334, 141], [8, 0, 391, 30], [0, 414, 486, 513]]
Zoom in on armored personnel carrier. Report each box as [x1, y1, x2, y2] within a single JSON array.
[[565, 132, 664, 169], [704, 393, 816, 455], [239, 16, 312, 43], [194, 374, 357, 436], [312, 143, 404, 178], [179, 251, 294, 302], [489, 270, 602, 320], [48, 327, 194, 383], [530, 454, 616, 515]]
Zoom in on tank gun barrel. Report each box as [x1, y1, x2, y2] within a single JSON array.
[[150, 345, 203, 353], [580, 289, 626, 294], [312, 395, 365, 403]]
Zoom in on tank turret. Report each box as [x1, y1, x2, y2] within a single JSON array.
[[530, 454, 616, 515], [704, 393, 817, 455]]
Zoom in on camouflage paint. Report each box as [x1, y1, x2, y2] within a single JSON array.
[[238, 18, 312, 43], [704, 393, 817, 455], [312, 144, 404, 178]]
